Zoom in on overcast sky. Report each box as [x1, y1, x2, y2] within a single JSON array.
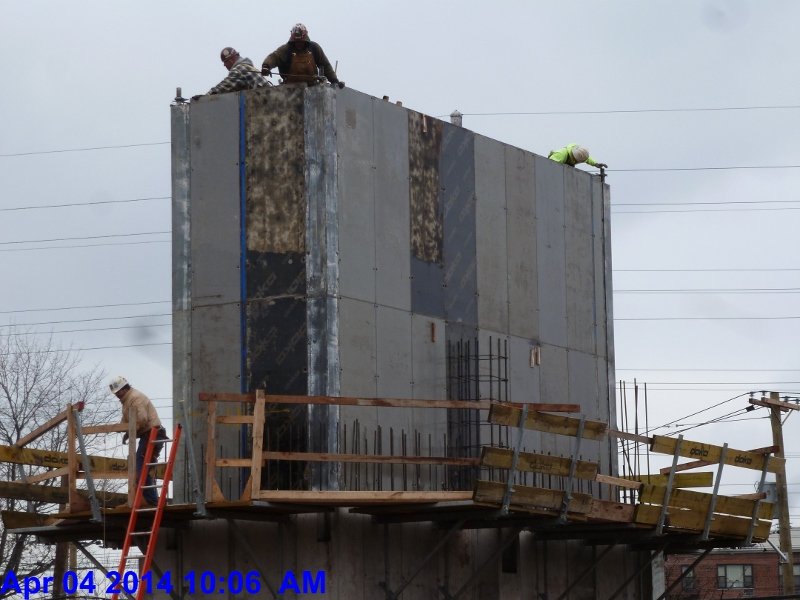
[[1, 1, 798, 518]]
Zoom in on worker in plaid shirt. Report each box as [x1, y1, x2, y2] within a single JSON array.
[[193, 47, 268, 100]]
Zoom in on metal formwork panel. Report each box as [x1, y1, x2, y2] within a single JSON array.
[[189, 93, 241, 304], [411, 258, 445, 317], [375, 305, 413, 398], [592, 177, 607, 357], [505, 146, 538, 339], [565, 228, 595, 356], [442, 125, 478, 325], [534, 156, 567, 346], [374, 99, 411, 311], [568, 349, 600, 416], [508, 335, 541, 406], [474, 134, 508, 333], [337, 297, 378, 397], [538, 343, 568, 454], [564, 167, 593, 235], [336, 88, 376, 303]]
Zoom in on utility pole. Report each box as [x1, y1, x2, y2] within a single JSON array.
[[751, 391, 797, 594]]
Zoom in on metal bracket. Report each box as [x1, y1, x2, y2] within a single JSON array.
[[746, 447, 771, 545], [179, 397, 207, 517], [72, 407, 102, 523], [701, 443, 727, 540], [559, 415, 586, 523], [656, 435, 683, 535], [501, 404, 529, 515]]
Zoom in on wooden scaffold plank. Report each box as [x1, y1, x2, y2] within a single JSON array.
[[651, 435, 784, 473], [488, 404, 607, 440]]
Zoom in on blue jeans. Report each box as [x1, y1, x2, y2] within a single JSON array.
[[135, 427, 166, 505]]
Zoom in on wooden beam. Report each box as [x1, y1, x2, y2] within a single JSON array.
[[216, 416, 254, 425], [595, 474, 643, 490], [81, 424, 128, 435], [262, 451, 480, 466], [658, 446, 779, 475], [750, 397, 799, 412], [640, 484, 774, 520], [216, 459, 252, 468], [481, 447, 598, 479], [250, 391, 265, 502], [626, 472, 714, 488], [609, 430, 652, 445], [0, 444, 163, 477], [589, 498, 636, 523], [199, 392, 581, 413], [634, 504, 771, 541], [1, 510, 57, 530], [14, 407, 72, 448], [254, 490, 474, 504], [651, 435, 784, 473], [474, 480, 593, 514], [489, 404, 607, 440], [0, 481, 127, 505], [25, 466, 70, 484]]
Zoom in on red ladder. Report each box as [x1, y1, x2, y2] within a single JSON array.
[[112, 424, 182, 600]]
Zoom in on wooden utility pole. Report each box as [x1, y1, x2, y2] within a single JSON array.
[[756, 392, 796, 594]]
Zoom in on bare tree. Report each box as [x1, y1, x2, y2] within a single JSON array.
[[0, 330, 116, 597]]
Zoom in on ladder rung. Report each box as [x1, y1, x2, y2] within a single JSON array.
[[141, 484, 160, 489], [150, 438, 172, 444], [136, 507, 158, 513], [131, 531, 151, 536], [147, 462, 167, 467]]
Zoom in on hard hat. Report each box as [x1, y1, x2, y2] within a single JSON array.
[[220, 47, 239, 62], [570, 146, 590, 163], [290, 23, 309, 42], [109, 376, 129, 394]]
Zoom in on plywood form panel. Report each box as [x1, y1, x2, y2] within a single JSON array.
[[244, 86, 305, 254], [442, 125, 478, 325], [535, 157, 567, 346], [189, 93, 241, 304], [505, 146, 538, 339], [474, 134, 508, 333], [374, 99, 411, 311], [336, 89, 376, 303]]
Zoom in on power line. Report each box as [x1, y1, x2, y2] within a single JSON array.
[[0, 141, 170, 158], [617, 369, 799, 372], [0, 231, 169, 246], [611, 165, 800, 173], [0, 313, 171, 328], [0, 239, 170, 253], [647, 392, 749, 432], [613, 206, 800, 214], [0, 300, 170, 315], [615, 268, 800, 273], [3, 323, 171, 336], [615, 200, 800, 207], [615, 287, 800, 294], [616, 315, 800, 321], [7, 342, 172, 354], [0, 196, 169, 212]]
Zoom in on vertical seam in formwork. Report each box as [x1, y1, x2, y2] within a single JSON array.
[[238, 93, 249, 496]]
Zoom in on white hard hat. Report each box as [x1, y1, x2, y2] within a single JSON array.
[[571, 146, 590, 163], [109, 376, 129, 394]]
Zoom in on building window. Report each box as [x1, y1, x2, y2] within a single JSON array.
[[777, 564, 800, 589], [682, 566, 695, 591], [717, 564, 753, 589]]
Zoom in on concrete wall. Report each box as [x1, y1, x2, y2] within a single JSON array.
[[170, 84, 622, 598]]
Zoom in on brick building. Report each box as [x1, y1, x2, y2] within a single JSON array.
[[665, 529, 800, 598]]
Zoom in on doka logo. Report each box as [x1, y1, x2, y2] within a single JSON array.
[[734, 455, 753, 465], [689, 448, 709, 457]]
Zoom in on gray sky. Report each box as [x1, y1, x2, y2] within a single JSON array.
[[1, 1, 799, 518]]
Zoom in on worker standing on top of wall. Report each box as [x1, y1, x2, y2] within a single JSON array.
[[261, 23, 343, 87], [192, 47, 269, 101], [110, 376, 166, 507], [549, 144, 607, 169]]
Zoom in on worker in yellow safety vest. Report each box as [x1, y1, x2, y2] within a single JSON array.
[[548, 144, 607, 169]]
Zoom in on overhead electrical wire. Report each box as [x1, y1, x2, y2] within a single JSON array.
[[0, 141, 170, 158], [0, 313, 171, 328], [0, 300, 169, 315], [0, 231, 169, 246], [0, 196, 169, 212], [0, 239, 170, 253]]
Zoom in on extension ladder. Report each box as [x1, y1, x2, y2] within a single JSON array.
[[112, 424, 182, 600]]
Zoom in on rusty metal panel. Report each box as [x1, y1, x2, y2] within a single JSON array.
[[506, 146, 538, 339], [474, 134, 508, 333], [442, 124, 478, 325], [408, 111, 443, 264], [336, 88, 376, 303], [535, 156, 567, 347], [245, 86, 306, 254], [374, 100, 411, 311]]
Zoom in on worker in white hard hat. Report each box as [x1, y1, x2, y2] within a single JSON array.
[[109, 376, 165, 506], [548, 144, 607, 169]]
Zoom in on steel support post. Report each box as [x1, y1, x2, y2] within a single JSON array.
[[555, 543, 617, 600]]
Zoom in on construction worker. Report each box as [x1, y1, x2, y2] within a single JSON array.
[[192, 47, 268, 100], [261, 23, 342, 87], [110, 376, 166, 506], [548, 144, 607, 169]]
